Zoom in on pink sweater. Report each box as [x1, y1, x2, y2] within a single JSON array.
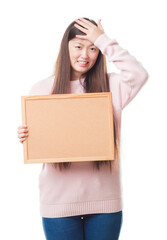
[[29, 34, 148, 218]]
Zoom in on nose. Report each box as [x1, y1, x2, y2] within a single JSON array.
[[81, 49, 89, 59]]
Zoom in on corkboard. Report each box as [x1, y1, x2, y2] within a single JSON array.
[[21, 92, 115, 164]]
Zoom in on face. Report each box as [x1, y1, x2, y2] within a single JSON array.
[[68, 38, 99, 80]]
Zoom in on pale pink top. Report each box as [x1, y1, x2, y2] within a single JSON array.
[[29, 34, 149, 218]]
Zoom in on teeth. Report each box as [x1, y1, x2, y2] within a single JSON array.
[[79, 61, 88, 64]]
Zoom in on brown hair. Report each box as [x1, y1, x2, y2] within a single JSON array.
[[51, 18, 119, 173]]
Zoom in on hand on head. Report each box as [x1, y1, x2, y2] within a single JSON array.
[[74, 18, 104, 43]]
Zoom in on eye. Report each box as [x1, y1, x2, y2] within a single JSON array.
[[75, 46, 81, 49], [90, 47, 96, 51]]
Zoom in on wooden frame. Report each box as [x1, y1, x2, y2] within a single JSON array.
[[21, 92, 115, 164]]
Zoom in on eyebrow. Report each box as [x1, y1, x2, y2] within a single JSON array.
[[74, 42, 95, 47]]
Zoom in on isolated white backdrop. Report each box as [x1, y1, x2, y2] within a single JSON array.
[[0, 0, 167, 239]]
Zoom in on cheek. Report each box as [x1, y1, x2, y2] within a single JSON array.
[[69, 53, 80, 66], [90, 53, 99, 64], [71, 52, 80, 59], [69, 48, 79, 61]]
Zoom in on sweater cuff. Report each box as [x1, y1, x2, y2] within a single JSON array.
[[94, 33, 118, 54]]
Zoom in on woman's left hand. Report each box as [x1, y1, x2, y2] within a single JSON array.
[[74, 18, 104, 43]]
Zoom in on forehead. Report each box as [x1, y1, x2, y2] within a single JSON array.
[[69, 37, 95, 47]]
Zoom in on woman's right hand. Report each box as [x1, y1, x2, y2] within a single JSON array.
[[17, 125, 29, 143]]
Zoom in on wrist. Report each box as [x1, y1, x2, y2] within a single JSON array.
[[93, 32, 104, 43]]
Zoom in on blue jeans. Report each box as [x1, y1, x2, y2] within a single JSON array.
[[42, 211, 123, 240]]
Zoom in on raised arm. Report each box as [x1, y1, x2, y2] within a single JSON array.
[[74, 18, 149, 109], [94, 33, 149, 109]]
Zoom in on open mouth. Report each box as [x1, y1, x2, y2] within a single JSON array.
[[78, 61, 89, 66]]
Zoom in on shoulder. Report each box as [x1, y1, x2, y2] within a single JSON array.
[[29, 75, 55, 96]]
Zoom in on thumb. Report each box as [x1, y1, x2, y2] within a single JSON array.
[[97, 19, 104, 31]]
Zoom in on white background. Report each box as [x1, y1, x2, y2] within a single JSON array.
[[0, 0, 167, 239]]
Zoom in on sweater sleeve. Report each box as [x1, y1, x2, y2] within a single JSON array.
[[28, 75, 55, 96], [94, 34, 149, 109]]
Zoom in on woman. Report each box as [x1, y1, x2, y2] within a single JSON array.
[[18, 18, 148, 240]]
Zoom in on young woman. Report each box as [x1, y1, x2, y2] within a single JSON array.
[[17, 18, 148, 240]]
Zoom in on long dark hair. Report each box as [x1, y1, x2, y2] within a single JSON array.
[[51, 18, 119, 173]]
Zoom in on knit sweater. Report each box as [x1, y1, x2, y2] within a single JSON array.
[[29, 34, 149, 218]]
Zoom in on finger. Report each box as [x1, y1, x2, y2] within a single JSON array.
[[17, 129, 28, 133], [75, 34, 88, 40], [97, 19, 104, 31], [18, 131, 28, 136], [74, 23, 88, 34], [20, 138, 26, 143], [18, 125, 28, 130], [17, 126, 28, 133], [75, 19, 90, 30], [17, 128, 28, 134], [78, 18, 96, 28], [18, 133, 28, 139]]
